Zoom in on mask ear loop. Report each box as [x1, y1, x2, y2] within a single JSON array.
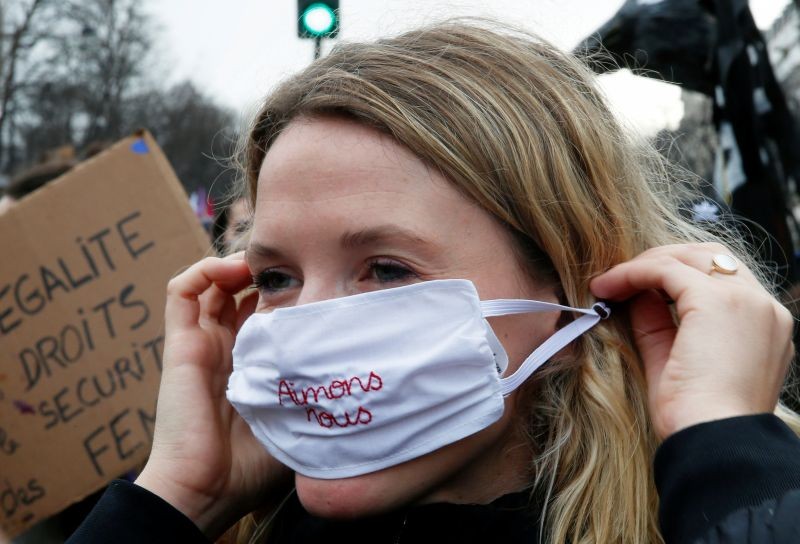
[[479, 299, 610, 396]]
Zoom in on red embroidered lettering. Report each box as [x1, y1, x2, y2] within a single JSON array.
[[279, 372, 384, 415], [328, 380, 347, 399], [278, 380, 297, 406], [366, 371, 383, 391], [306, 406, 374, 429], [300, 385, 331, 405], [355, 406, 372, 425], [318, 411, 335, 428], [348, 375, 366, 393]]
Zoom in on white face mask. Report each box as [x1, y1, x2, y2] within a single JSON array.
[[227, 279, 608, 479]]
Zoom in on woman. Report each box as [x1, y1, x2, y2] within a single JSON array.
[[69, 22, 800, 543]]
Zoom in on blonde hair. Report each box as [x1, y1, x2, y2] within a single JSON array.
[[230, 20, 799, 544]]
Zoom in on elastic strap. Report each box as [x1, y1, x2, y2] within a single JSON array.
[[479, 299, 610, 396], [480, 298, 600, 318]]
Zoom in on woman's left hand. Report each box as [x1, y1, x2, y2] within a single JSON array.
[[590, 243, 795, 440]]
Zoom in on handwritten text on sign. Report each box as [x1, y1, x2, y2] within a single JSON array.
[[1, 210, 164, 524], [0, 132, 210, 538]]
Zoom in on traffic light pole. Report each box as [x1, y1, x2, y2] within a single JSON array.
[[314, 36, 322, 60]]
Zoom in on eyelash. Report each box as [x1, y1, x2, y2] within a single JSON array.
[[367, 258, 417, 283], [251, 259, 417, 294], [251, 269, 296, 293]]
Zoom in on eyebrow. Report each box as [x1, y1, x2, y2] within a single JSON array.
[[246, 225, 441, 262], [340, 225, 437, 251]]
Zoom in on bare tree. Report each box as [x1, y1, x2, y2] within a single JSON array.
[[54, 0, 152, 145], [128, 81, 238, 197], [0, 0, 55, 171], [2, 0, 237, 198]]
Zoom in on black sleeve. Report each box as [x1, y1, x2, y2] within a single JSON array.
[[700, 489, 800, 543], [654, 414, 800, 544], [65, 479, 210, 544]]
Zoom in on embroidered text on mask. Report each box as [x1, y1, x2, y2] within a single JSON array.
[[278, 371, 383, 428]]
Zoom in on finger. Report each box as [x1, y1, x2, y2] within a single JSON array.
[[236, 291, 260, 332], [628, 290, 676, 389], [591, 241, 762, 302], [622, 244, 757, 285], [198, 284, 239, 330], [590, 255, 710, 303], [224, 251, 246, 262], [174, 256, 253, 295], [166, 257, 252, 331]]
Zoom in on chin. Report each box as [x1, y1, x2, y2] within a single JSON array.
[[295, 472, 401, 519]]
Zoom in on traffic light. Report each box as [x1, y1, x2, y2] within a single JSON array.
[[298, 1, 339, 39]]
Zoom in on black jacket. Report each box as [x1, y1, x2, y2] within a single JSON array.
[[66, 414, 800, 543]]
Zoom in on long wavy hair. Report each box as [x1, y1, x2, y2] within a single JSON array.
[[224, 20, 800, 544]]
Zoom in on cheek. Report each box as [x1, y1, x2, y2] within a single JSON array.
[[489, 313, 559, 374]]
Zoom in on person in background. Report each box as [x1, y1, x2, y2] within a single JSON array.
[[212, 197, 252, 255], [0, 142, 110, 217], [0, 191, 13, 215], [0, 160, 74, 215], [69, 22, 800, 543]]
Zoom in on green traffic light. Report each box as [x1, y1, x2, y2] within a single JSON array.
[[301, 3, 336, 37]]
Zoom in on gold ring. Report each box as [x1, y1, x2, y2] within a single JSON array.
[[711, 254, 738, 275]]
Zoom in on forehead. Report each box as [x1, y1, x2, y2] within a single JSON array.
[[248, 116, 517, 265], [256, 116, 445, 204], [252, 116, 489, 241]]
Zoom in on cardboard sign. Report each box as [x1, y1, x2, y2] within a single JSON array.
[[0, 132, 211, 537]]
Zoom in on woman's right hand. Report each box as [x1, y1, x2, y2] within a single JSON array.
[[135, 254, 292, 539]]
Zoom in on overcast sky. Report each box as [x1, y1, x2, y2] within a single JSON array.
[[146, 0, 792, 135]]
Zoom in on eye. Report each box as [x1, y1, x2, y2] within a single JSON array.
[[252, 269, 300, 293], [367, 259, 416, 284], [233, 220, 250, 235]]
